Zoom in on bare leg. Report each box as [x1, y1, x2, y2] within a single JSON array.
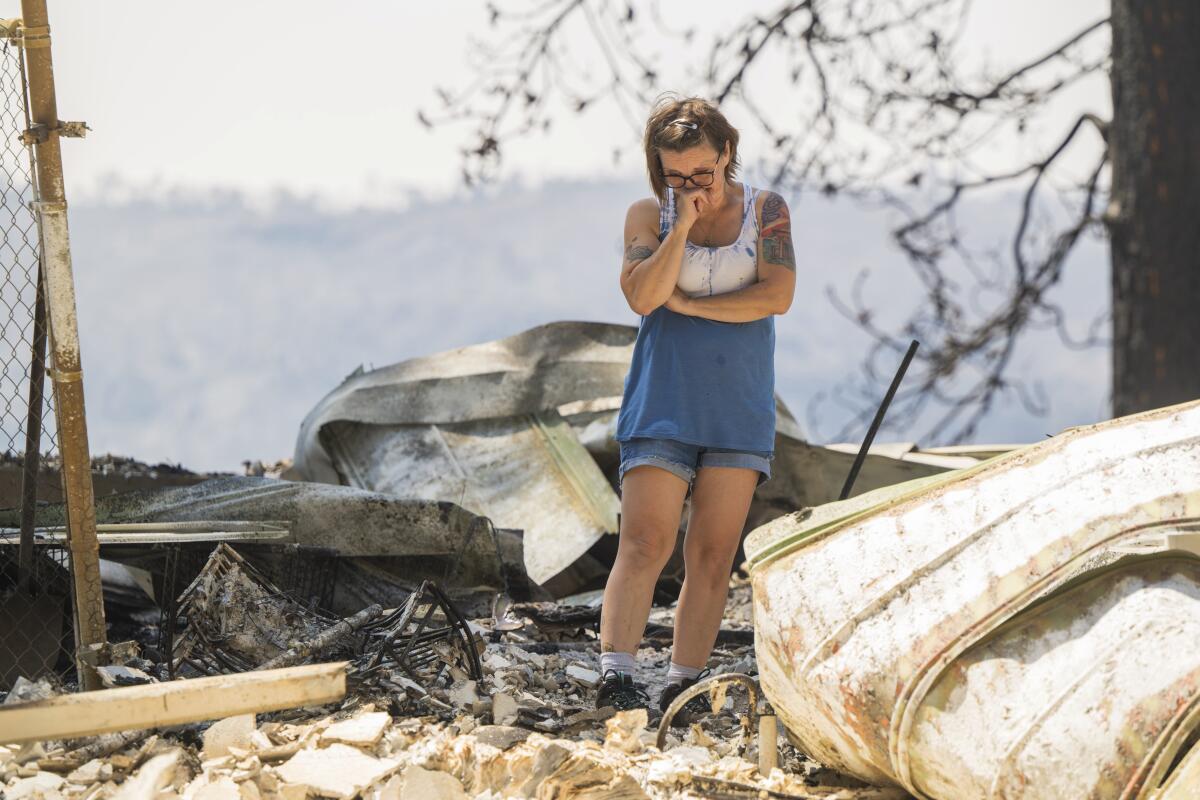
[[599, 465, 689, 655], [671, 466, 758, 668]]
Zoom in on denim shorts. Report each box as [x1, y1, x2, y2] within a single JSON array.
[[617, 437, 773, 493]]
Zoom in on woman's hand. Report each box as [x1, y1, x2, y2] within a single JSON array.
[[664, 286, 694, 315], [674, 188, 712, 231]]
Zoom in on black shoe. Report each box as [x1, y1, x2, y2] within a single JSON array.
[[657, 668, 713, 728], [596, 669, 651, 711]]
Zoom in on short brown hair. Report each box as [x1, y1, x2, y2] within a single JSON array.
[[643, 93, 741, 205]]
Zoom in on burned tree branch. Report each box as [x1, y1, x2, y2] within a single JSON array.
[[429, 0, 1114, 442]]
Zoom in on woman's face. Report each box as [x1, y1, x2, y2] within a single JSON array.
[[659, 142, 729, 208]]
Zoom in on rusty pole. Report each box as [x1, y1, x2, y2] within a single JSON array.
[[17, 0, 106, 689]]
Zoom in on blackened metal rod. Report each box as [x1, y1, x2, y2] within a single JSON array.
[[838, 339, 920, 501]]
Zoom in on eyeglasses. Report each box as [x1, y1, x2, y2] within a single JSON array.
[[660, 153, 722, 189]]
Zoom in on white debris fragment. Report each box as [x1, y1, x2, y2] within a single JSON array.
[[113, 749, 182, 800], [482, 652, 513, 671], [491, 693, 519, 726], [66, 759, 112, 785], [447, 680, 479, 709], [391, 765, 467, 800], [204, 715, 257, 760], [96, 665, 155, 688], [3, 677, 55, 706], [276, 783, 309, 800], [5, 772, 64, 800], [509, 648, 547, 669], [276, 743, 399, 799], [320, 712, 391, 747], [194, 776, 241, 800], [274, 782, 307, 800], [565, 665, 600, 688]]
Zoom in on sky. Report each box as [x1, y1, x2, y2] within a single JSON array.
[[3, 1, 1113, 472]]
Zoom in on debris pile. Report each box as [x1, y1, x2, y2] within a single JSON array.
[[0, 705, 907, 800], [1, 572, 909, 799]]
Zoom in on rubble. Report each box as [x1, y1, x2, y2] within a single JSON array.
[[1, 565, 899, 800], [275, 743, 400, 798], [203, 716, 256, 760]]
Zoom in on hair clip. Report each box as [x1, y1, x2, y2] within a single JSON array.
[[670, 119, 699, 130]]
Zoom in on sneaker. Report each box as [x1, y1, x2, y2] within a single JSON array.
[[657, 668, 713, 727], [595, 669, 651, 711]]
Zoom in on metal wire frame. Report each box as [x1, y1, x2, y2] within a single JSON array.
[[0, 30, 71, 692]]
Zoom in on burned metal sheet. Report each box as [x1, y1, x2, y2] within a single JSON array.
[[320, 409, 618, 586], [747, 398, 1200, 796], [290, 320, 978, 587], [9, 476, 546, 614], [293, 321, 639, 485], [292, 322, 640, 589]]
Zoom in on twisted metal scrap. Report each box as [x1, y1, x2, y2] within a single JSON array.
[[656, 672, 761, 751]]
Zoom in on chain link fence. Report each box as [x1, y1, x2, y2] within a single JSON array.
[[0, 34, 76, 693]]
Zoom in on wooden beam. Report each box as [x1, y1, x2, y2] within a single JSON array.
[[0, 662, 347, 746]]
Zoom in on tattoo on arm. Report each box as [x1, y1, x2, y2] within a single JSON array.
[[625, 244, 654, 262], [760, 192, 796, 272]]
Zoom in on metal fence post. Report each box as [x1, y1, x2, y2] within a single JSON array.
[[17, 0, 106, 690]]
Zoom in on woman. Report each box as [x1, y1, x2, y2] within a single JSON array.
[[597, 95, 796, 720]]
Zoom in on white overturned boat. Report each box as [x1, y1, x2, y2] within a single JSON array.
[[746, 399, 1200, 799]]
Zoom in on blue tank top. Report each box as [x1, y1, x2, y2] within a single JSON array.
[[615, 182, 777, 453]]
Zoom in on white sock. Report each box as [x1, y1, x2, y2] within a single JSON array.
[[666, 661, 704, 685], [600, 651, 637, 677]]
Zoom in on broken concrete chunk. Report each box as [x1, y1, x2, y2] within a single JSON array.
[[203, 715, 257, 761], [66, 758, 112, 785], [319, 712, 391, 747], [275, 743, 399, 799], [509, 648, 547, 669], [113, 749, 181, 800], [447, 680, 478, 709], [482, 652, 513, 672], [471, 725, 532, 751], [95, 665, 155, 688], [194, 776, 242, 800], [239, 778, 262, 800], [565, 665, 600, 688], [3, 678, 56, 707], [275, 783, 309, 800], [393, 765, 467, 800], [491, 693, 519, 727], [5, 772, 64, 800]]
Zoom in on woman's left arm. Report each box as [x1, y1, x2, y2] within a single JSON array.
[[666, 191, 796, 323]]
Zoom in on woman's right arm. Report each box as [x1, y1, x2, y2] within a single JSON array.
[[619, 198, 695, 316]]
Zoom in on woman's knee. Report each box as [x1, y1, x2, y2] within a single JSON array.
[[617, 525, 677, 571], [683, 538, 739, 581]]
